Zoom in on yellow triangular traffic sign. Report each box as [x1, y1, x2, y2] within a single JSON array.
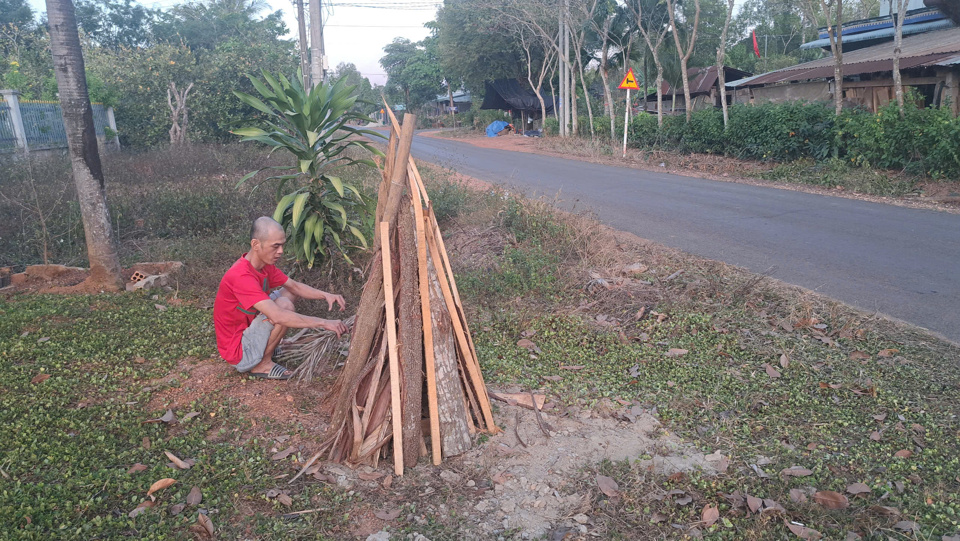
[[618, 68, 640, 91]]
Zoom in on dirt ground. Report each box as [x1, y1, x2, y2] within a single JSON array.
[[421, 129, 960, 214], [143, 354, 722, 540]]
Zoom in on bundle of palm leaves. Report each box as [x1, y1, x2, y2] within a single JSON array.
[[280, 315, 355, 383]]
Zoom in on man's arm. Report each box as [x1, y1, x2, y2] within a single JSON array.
[[282, 278, 346, 312], [253, 298, 348, 336]]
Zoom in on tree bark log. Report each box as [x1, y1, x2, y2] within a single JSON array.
[[426, 240, 471, 458], [45, 0, 123, 291], [397, 200, 423, 468]]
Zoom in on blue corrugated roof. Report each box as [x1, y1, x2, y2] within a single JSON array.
[[800, 19, 955, 49]]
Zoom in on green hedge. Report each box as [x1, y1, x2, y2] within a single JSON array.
[[621, 100, 960, 179]]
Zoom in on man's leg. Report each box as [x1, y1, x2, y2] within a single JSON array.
[[248, 295, 294, 375]]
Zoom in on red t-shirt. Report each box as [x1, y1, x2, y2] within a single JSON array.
[[213, 254, 288, 363]]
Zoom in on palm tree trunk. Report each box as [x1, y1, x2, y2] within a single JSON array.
[[45, 0, 123, 290]]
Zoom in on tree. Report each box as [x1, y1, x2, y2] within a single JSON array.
[[437, 0, 523, 95], [1, 0, 34, 27], [331, 62, 380, 115], [666, 0, 701, 122], [45, 0, 123, 289], [892, 0, 909, 117], [803, 0, 844, 115], [380, 36, 443, 111], [75, 0, 156, 50], [631, 0, 671, 126], [716, 0, 734, 128]]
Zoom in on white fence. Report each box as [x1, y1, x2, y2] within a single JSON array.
[[0, 89, 119, 155]]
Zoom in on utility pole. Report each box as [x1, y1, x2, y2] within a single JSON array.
[[296, 0, 309, 86], [310, 0, 324, 87], [561, 0, 570, 136]]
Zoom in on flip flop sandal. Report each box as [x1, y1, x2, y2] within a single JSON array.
[[250, 364, 293, 380]]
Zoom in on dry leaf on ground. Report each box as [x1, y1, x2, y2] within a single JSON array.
[[164, 451, 191, 470], [143, 409, 176, 425], [701, 505, 719, 527], [780, 353, 790, 368], [147, 478, 176, 500], [596, 474, 620, 498], [128, 501, 154, 518], [893, 520, 920, 533], [277, 493, 293, 507], [781, 467, 813, 477], [747, 495, 762, 513], [878, 348, 899, 357], [665, 348, 688, 357], [786, 521, 823, 539], [869, 431, 882, 441], [763, 363, 781, 379], [31, 373, 51, 384], [869, 505, 901, 516], [789, 489, 808, 504], [813, 491, 849, 509], [193, 513, 215, 540], [357, 471, 384, 481], [846, 483, 871, 495], [894, 449, 913, 458], [186, 486, 202, 506], [127, 463, 148, 474], [271, 446, 297, 460]]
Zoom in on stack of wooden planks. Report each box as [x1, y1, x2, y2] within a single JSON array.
[[306, 109, 499, 477]]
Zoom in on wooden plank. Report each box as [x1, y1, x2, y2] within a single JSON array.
[[409, 173, 441, 465], [380, 221, 404, 476], [423, 214, 498, 433], [397, 198, 424, 468]]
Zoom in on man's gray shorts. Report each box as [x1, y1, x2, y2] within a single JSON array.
[[236, 289, 282, 373]]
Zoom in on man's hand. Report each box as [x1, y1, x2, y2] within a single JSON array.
[[323, 292, 346, 312], [318, 318, 348, 337]]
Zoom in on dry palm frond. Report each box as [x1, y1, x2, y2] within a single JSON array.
[[281, 315, 355, 384]]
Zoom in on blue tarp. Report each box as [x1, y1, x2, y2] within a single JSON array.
[[485, 120, 510, 137]]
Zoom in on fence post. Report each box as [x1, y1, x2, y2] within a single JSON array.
[[106, 106, 121, 149], [1, 89, 29, 154]]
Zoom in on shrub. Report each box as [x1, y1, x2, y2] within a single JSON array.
[[725, 102, 837, 162], [473, 109, 508, 131], [543, 117, 559, 136]]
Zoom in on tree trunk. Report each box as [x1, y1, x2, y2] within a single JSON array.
[[573, 37, 594, 139], [167, 82, 193, 145], [893, 0, 907, 117], [397, 200, 423, 468], [599, 21, 615, 143], [667, 0, 700, 122], [656, 65, 664, 127], [45, 0, 123, 291], [296, 0, 309, 85], [426, 243, 471, 457], [717, 0, 735, 129]]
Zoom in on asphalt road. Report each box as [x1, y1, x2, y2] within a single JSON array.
[[408, 133, 960, 344]]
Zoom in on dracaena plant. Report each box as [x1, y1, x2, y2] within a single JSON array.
[[232, 70, 384, 267]]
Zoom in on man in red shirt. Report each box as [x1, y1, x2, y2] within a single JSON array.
[[213, 217, 349, 379]]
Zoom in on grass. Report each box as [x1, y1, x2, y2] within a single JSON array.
[[0, 293, 356, 539], [1, 145, 959, 539], [445, 182, 960, 539]]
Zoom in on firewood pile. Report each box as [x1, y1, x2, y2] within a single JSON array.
[[301, 109, 500, 478]]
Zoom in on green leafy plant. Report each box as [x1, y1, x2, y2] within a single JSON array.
[[232, 70, 384, 267]]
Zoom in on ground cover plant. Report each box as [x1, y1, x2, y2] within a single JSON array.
[[1, 145, 959, 539]]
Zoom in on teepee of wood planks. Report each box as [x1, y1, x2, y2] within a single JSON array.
[[305, 109, 500, 477]]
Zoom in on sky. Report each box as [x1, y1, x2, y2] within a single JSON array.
[[26, 0, 441, 86]]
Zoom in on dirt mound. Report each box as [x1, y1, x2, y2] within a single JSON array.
[[447, 403, 716, 539], [5, 261, 184, 294]]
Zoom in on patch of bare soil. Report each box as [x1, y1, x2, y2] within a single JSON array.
[[420, 130, 960, 214], [145, 356, 333, 443]]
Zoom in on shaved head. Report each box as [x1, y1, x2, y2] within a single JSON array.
[[251, 216, 283, 242]]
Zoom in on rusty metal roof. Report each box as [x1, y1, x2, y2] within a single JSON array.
[[687, 66, 754, 95], [743, 26, 960, 86]]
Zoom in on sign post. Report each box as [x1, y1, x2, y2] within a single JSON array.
[[618, 68, 640, 158]]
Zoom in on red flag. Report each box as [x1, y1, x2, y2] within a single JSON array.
[[752, 30, 761, 58]]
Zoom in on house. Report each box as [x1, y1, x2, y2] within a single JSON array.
[[640, 67, 753, 114], [727, 1, 960, 114], [480, 79, 556, 132], [429, 90, 472, 117]]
